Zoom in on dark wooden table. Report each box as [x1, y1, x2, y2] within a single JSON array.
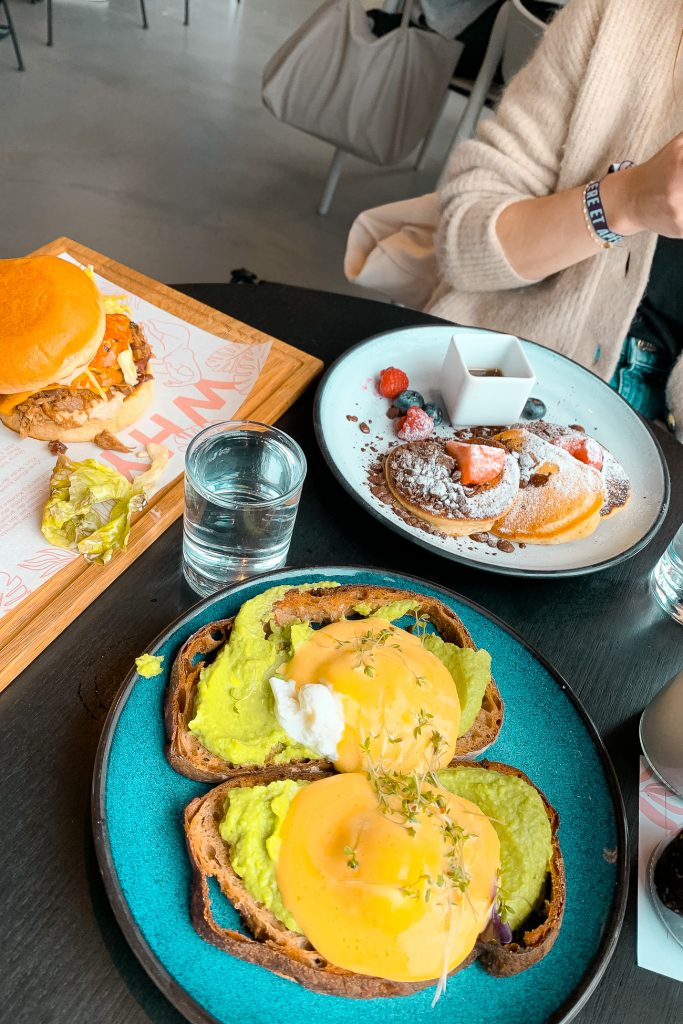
[[1, 283, 681, 1024]]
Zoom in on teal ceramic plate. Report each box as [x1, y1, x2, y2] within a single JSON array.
[[93, 566, 627, 1024]]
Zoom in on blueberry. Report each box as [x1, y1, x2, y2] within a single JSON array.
[[423, 402, 443, 423], [522, 397, 547, 420], [395, 389, 424, 411]]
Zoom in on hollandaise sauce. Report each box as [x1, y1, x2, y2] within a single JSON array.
[[276, 773, 500, 982], [279, 618, 461, 773]]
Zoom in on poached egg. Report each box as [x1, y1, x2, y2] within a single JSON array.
[[276, 772, 500, 982], [270, 617, 461, 773]]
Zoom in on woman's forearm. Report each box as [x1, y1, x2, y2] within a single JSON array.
[[495, 169, 641, 282]]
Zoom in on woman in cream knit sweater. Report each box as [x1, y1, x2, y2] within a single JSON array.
[[429, 0, 683, 439]]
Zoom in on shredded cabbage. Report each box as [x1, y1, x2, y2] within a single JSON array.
[[41, 445, 170, 564]]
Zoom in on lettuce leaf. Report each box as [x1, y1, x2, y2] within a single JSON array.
[[422, 634, 492, 736], [41, 447, 168, 565]]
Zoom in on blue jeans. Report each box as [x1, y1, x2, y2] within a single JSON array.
[[609, 336, 672, 421]]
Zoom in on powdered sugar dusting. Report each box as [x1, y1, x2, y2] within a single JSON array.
[[495, 432, 604, 536], [513, 421, 631, 516], [385, 440, 520, 521]]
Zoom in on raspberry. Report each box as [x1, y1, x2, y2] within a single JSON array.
[[396, 405, 434, 441], [378, 366, 409, 399]]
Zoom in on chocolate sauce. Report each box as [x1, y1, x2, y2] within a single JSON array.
[[468, 367, 504, 377]]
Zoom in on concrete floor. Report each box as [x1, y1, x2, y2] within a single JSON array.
[[1, 0, 468, 295]]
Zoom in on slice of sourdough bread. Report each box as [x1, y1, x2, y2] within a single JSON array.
[[165, 584, 504, 783], [184, 760, 565, 998]]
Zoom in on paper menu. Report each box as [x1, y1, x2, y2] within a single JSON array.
[[0, 258, 271, 620], [637, 756, 683, 982]]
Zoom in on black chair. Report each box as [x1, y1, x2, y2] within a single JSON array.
[[0, 0, 25, 69], [44, 0, 148, 46]]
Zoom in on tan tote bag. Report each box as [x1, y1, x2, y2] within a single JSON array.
[[344, 192, 439, 308], [262, 0, 462, 167]]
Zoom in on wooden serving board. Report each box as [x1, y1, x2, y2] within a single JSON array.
[[0, 237, 323, 691]]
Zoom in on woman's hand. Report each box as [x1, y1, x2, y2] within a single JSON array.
[[604, 132, 683, 238]]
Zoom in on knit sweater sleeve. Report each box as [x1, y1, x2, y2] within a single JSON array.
[[436, 0, 602, 293]]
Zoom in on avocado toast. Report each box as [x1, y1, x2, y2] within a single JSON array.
[[184, 760, 565, 998], [165, 583, 504, 783]]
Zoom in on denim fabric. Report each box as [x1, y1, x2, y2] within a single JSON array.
[[609, 335, 673, 421]]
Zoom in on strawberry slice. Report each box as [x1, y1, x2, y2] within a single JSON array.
[[552, 435, 604, 471], [446, 441, 505, 485]]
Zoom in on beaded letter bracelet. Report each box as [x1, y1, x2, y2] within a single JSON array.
[[582, 161, 634, 250], [582, 180, 623, 249]]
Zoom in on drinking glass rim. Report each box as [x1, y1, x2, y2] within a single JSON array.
[[184, 419, 307, 508]]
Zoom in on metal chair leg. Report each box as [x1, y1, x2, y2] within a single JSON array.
[[183, 0, 189, 26], [1, 0, 25, 69], [47, 0, 53, 46], [140, 0, 148, 29], [317, 148, 346, 216], [440, 0, 510, 183], [414, 89, 450, 171]]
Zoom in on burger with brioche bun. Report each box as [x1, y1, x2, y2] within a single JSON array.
[[0, 255, 154, 441]]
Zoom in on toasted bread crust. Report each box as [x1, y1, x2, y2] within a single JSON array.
[[184, 760, 564, 996], [164, 585, 504, 782]]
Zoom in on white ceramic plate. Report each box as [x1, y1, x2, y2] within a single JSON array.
[[314, 325, 670, 577]]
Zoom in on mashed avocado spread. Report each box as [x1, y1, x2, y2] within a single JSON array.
[[190, 584, 493, 762], [189, 584, 337, 765], [221, 769, 551, 935], [220, 779, 305, 933], [438, 766, 552, 929]]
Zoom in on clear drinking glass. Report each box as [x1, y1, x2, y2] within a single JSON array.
[[651, 523, 683, 625], [182, 420, 307, 596]]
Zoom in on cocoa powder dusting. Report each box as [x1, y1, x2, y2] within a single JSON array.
[[365, 447, 519, 553]]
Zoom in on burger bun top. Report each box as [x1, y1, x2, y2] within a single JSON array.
[[0, 256, 106, 393]]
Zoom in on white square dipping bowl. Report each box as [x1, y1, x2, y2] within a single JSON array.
[[440, 329, 536, 426]]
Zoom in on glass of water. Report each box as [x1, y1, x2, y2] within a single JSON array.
[[651, 523, 683, 625], [183, 420, 307, 595]]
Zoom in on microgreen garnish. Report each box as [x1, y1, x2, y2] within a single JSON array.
[[413, 707, 434, 738], [343, 845, 360, 870], [332, 625, 400, 676], [412, 611, 431, 640]]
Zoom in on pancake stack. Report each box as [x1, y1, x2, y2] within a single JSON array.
[[383, 423, 630, 545]]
